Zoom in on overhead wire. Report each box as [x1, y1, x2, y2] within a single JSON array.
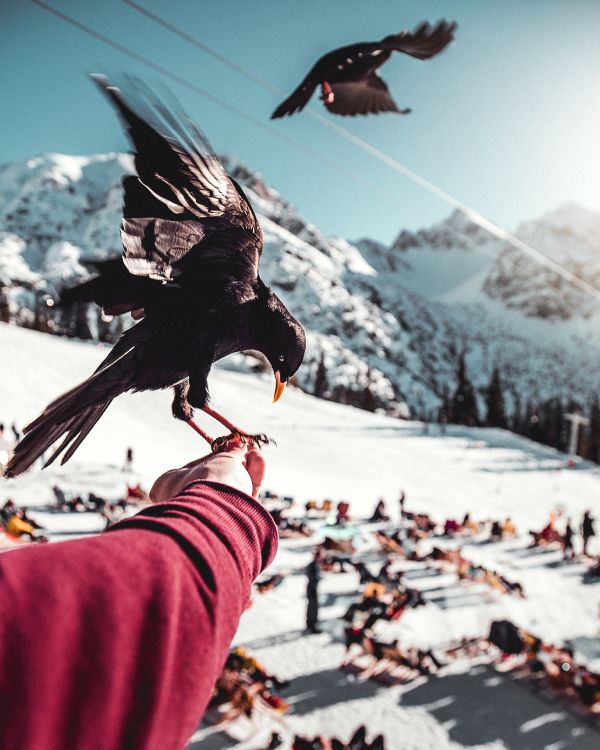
[[121, 0, 600, 304]]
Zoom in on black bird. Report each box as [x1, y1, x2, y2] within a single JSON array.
[[271, 20, 457, 118], [5, 76, 306, 478]]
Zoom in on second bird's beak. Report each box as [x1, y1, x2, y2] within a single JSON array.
[[273, 371, 287, 403]]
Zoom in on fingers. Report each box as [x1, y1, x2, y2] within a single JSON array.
[[131, 307, 145, 320], [212, 434, 248, 455], [244, 448, 266, 499]]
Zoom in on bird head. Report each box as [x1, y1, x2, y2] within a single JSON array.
[[257, 290, 306, 403]]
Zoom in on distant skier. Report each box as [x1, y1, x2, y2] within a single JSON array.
[[562, 519, 575, 560], [124, 446, 134, 473], [305, 549, 323, 634], [582, 511, 595, 557]]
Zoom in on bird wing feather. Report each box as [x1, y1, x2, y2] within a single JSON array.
[[271, 81, 316, 119], [93, 75, 259, 283], [381, 20, 457, 60], [326, 73, 402, 116]]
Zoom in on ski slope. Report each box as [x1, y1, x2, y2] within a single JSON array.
[[1, 322, 600, 750]]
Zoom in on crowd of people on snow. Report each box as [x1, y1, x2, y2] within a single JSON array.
[[49, 482, 150, 527], [1, 479, 151, 544], [236, 487, 600, 725], [489, 619, 600, 713], [254, 725, 386, 750]]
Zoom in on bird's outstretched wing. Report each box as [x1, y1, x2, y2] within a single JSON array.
[[381, 20, 457, 60], [93, 75, 260, 282], [325, 72, 407, 116], [271, 81, 316, 119]]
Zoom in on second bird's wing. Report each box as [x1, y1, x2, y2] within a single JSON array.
[[325, 72, 404, 116], [93, 75, 260, 283], [271, 80, 317, 119]]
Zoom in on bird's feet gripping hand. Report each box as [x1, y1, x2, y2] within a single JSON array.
[[150, 436, 266, 502], [211, 432, 271, 454]]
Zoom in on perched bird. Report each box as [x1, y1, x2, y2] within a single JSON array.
[[271, 20, 457, 119], [5, 76, 306, 478]]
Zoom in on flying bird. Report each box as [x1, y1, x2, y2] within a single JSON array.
[[5, 75, 306, 478], [271, 20, 457, 119]]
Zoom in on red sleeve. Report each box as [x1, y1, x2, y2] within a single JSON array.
[[0, 481, 278, 750]]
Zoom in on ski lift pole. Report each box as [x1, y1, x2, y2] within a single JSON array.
[[564, 412, 590, 462]]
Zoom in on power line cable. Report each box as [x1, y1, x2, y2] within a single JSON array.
[[122, 0, 600, 304]]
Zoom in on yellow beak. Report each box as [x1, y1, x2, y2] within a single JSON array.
[[273, 371, 287, 403]]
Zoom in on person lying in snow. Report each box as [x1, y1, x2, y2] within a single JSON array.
[[369, 498, 389, 522], [0, 437, 276, 750], [207, 646, 289, 726], [1, 505, 47, 543], [529, 517, 562, 547], [293, 725, 384, 750]]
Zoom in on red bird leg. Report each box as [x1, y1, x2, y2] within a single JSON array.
[[201, 405, 246, 436], [320, 81, 334, 104], [185, 419, 214, 446]]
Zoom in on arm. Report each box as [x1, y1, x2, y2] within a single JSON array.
[[0, 443, 276, 750]]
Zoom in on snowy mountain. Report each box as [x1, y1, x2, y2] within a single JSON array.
[[482, 203, 600, 320], [1, 152, 600, 421]]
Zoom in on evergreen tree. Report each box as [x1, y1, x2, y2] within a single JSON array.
[[451, 354, 479, 426], [485, 367, 507, 428], [511, 391, 523, 434], [539, 397, 565, 450], [313, 354, 328, 398], [526, 401, 541, 442], [438, 383, 450, 425]]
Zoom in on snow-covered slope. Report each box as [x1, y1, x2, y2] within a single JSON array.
[[2, 153, 600, 421], [2, 323, 600, 750]]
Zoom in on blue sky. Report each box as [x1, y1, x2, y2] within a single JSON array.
[[2, 0, 600, 244]]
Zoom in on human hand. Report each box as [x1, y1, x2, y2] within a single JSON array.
[[149, 438, 266, 503]]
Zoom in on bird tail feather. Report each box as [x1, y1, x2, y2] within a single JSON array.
[[4, 330, 144, 478]]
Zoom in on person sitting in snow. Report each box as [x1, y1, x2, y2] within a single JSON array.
[[336, 500, 351, 524], [0, 498, 16, 527], [582, 510, 595, 557], [369, 498, 389, 522], [4, 508, 46, 542]]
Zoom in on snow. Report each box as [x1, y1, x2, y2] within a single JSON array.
[[1, 322, 600, 749]]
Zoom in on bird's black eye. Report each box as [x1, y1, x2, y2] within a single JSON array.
[[278, 354, 285, 363]]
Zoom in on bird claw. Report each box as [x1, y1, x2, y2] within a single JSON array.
[[211, 432, 273, 453]]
